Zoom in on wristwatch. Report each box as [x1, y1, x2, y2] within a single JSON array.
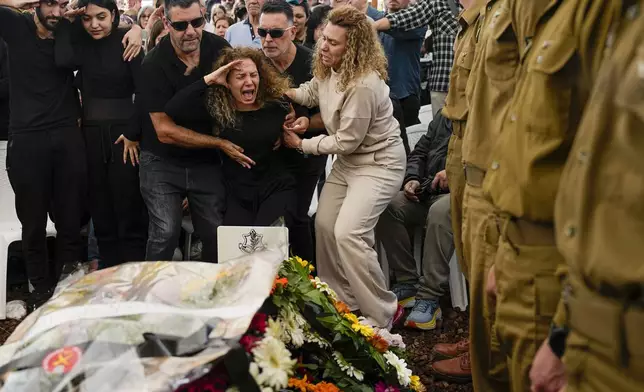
[[548, 324, 570, 358]]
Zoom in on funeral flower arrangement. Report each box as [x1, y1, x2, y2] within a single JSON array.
[[231, 256, 426, 392]]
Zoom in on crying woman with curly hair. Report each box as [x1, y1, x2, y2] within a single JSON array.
[[165, 47, 298, 226]]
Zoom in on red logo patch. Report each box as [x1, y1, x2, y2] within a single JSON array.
[[42, 346, 82, 375]]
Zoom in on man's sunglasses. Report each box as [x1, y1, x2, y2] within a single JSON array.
[[258, 27, 293, 38], [286, 0, 307, 5], [168, 16, 205, 32]]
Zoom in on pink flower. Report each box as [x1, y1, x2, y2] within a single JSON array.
[[375, 381, 400, 392]]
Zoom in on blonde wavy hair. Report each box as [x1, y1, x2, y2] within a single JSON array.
[[207, 47, 292, 130], [312, 6, 388, 92]]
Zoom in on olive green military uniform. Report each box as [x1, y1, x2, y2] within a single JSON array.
[[555, 1, 644, 390], [459, 0, 519, 391], [482, 0, 623, 390], [443, 3, 484, 281]]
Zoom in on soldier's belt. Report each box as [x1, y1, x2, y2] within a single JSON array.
[[567, 277, 644, 359], [505, 217, 555, 246], [464, 165, 486, 187]]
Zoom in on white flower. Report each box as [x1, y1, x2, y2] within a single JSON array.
[[312, 277, 338, 301], [293, 311, 308, 328], [304, 331, 331, 348], [376, 329, 406, 349], [265, 317, 285, 342], [332, 351, 364, 381], [279, 306, 306, 348], [252, 336, 296, 389], [383, 351, 412, 386], [290, 326, 305, 347]]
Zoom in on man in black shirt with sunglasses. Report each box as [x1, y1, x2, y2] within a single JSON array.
[[141, 0, 249, 262], [259, 0, 326, 262]]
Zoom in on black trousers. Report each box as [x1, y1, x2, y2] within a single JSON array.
[[84, 124, 148, 267], [7, 126, 87, 289], [390, 96, 411, 156], [224, 188, 296, 227], [284, 152, 327, 262], [139, 151, 226, 262], [400, 94, 421, 128]]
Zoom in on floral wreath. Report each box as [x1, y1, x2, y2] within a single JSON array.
[[228, 256, 426, 392]]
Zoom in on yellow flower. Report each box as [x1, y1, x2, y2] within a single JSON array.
[[351, 323, 375, 338], [410, 375, 426, 392], [308, 264, 315, 272], [295, 256, 308, 268], [343, 313, 359, 324]]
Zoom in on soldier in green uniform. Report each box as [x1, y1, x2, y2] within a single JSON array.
[[483, 0, 627, 390], [553, 1, 644, 391]]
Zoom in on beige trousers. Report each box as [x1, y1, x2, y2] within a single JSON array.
[[315, 142, 405, 328]]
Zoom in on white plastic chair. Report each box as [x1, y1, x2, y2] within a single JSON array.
[[0, 141, 57, 319], [308, 155, 335, 218]]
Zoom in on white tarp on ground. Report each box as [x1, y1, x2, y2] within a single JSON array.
[[0, 250, 284, 392]]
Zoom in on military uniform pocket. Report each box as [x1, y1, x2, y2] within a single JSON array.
[[494, 240, 564, 344], [522, 36, 577, 133], [484, 14, 519, 82], [455, 46, 475, 92], [562, 331, 590, 388]]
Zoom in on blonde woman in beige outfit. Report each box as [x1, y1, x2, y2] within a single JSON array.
[[283, 6, 405, 329]]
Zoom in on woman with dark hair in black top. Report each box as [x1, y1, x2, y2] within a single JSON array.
[[165, 47, 296, 226], [55, 0, 147, 267]]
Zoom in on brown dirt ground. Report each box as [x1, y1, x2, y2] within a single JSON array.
[[394, 307, 473, 392]]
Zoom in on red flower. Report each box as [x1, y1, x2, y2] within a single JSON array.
[[250, 313, 268, 334], [239, 334, 261, 353], [271, 277, 289, 294]]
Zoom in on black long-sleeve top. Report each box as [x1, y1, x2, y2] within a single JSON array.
[[55, 20, 143, 140], [165, 79, 294, 197], [0, 7, 80, 133], [0, 38, 9, 140]]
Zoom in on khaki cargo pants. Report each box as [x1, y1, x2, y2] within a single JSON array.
[[462, 176, 509, 392], [493, 216, 564, 392], [564, 274, 644, 392], [446, 134, 468, 279]]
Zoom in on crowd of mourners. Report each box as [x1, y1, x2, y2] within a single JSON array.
[[0, 0, 643, 391]]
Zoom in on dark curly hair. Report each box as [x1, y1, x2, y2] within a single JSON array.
[[206, 47, 291, 130]]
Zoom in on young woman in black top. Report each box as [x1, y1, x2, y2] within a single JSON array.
[[165, 47, 296, 226], [56, 0, 147, 267]]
